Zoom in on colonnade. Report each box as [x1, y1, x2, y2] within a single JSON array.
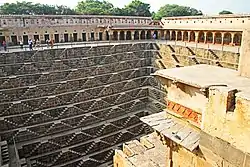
[[109, 30, 242, 46]]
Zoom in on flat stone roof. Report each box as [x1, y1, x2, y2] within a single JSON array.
[[141, 112, 200, 152], [154, 64, 250, 99], [163, 14, 250, 20], [0, 15, 152, 19], [111, 26, 163, 30]]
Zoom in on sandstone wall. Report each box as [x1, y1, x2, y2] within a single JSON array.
[[203, 86, 250, 154], [158, 44, 240, 70], [0, 42, 166, 167]]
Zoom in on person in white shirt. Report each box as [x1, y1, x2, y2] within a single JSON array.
[[28, 39, 33, 51]]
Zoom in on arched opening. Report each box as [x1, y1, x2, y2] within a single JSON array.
[[166, 31, 170, 40], [153, 30, 158, 39], [215, 32, 222, 44], [183, 31, 188, 41], [146, 30, 151, 39], [113, 31, 118, 40], [223, 33, 231, 45], [171, 31, 176, 40], [190, 31, 195, 42], [207, 32, 213, 43], [198, 31, 205, 43], [140, 30, 145, 40], [233, 33, 242, 46], [134, 31, 139, 40], [106, 31, 110, 40], [126, 31, 132, 40], [120, 31, 125, 40], [177, 31, 182, 41]]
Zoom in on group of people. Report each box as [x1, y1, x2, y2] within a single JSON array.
[[26, 39, 41, 50], [19, 38, 54, 51]]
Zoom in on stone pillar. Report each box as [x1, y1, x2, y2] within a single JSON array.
[[221, 32, 225, 45], [109, 32, 113, 41], [195, 31, 199, 43], [212, 32, 216, 44], [117, 31, 120, 41], [181, 31, 184, 41], [139, 31, 141, 40], [132, 31, 135, 40], [102, 32, 105, 41], [151, 31, 154, 39], [96, 32, 99, 41], [188, 31, 191, 42], [231, 33, 235, 45], [239, 29, 250, 78], [204, 32, 207, 44], [124, 32, 127, 40], [164, 31, 167, 40]]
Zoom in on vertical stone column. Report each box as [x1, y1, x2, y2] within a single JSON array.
[[212, 32, 216, 44], [181, 31, 184, 41], [139, 31, 141, 40], [231, 33, 235, 45], [96, 32, 99, 41], [131, 31, 135, 40], [164, 31, 167, 40], [86, 32, 90, 41], [117, 31, 120, 41], [188, 31, 191, 42], [50, 34, 54, 41], [195, 31, 199, 43], [204, 32, 207, 44], [151, 31, 154, 39], [109, 31, 113, 41], [169, 30, 173, 40], [102, 32, 105, 41], [159, 31, 162, 39], [239, 29, 250, 78], [221, 32, 225, 45], [124, 32, 127, 40]]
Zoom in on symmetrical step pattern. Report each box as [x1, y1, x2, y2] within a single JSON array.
[[0, 43, 165, 167], [0, 141, 9, 166]]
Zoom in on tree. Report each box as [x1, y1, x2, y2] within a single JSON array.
[[76, 0, 114, 15], [219, 10, 233, 15], [0, 1, 76, 15], [153, 4, 203, 20], [123, 0, 151, 17]]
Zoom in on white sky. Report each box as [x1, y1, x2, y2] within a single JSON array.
[[1, 0, 250, 14]]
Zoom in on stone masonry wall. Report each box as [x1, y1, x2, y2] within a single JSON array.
[[158, 44, 240, 70], [0, 42, 166, 167]]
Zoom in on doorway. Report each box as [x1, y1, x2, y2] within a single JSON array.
[[91, 32, 95, 41], [11, 36, 18, 45], [0, 36, 5, 45], [73, 33, 77, 42], [99, 32, 103, 41], [23, 35, 28, 45], [64, 34, 69, 42], [54, 34, 59, 43], [44, 34, 50, 41], [82, 33, 86, 41], [34, 35, 39, 41]]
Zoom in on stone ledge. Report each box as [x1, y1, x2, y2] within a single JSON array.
[[200, 131, 250, 167]]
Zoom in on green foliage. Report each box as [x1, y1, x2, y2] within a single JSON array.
[[0, 1, 207, 19], [76, 0, 114, 15], [76, 0, 151, 16], [0, 1, 76, 15], [219, 10, 233, 15], [153, 4, 203, 20], [123, 0, 151, 17]]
